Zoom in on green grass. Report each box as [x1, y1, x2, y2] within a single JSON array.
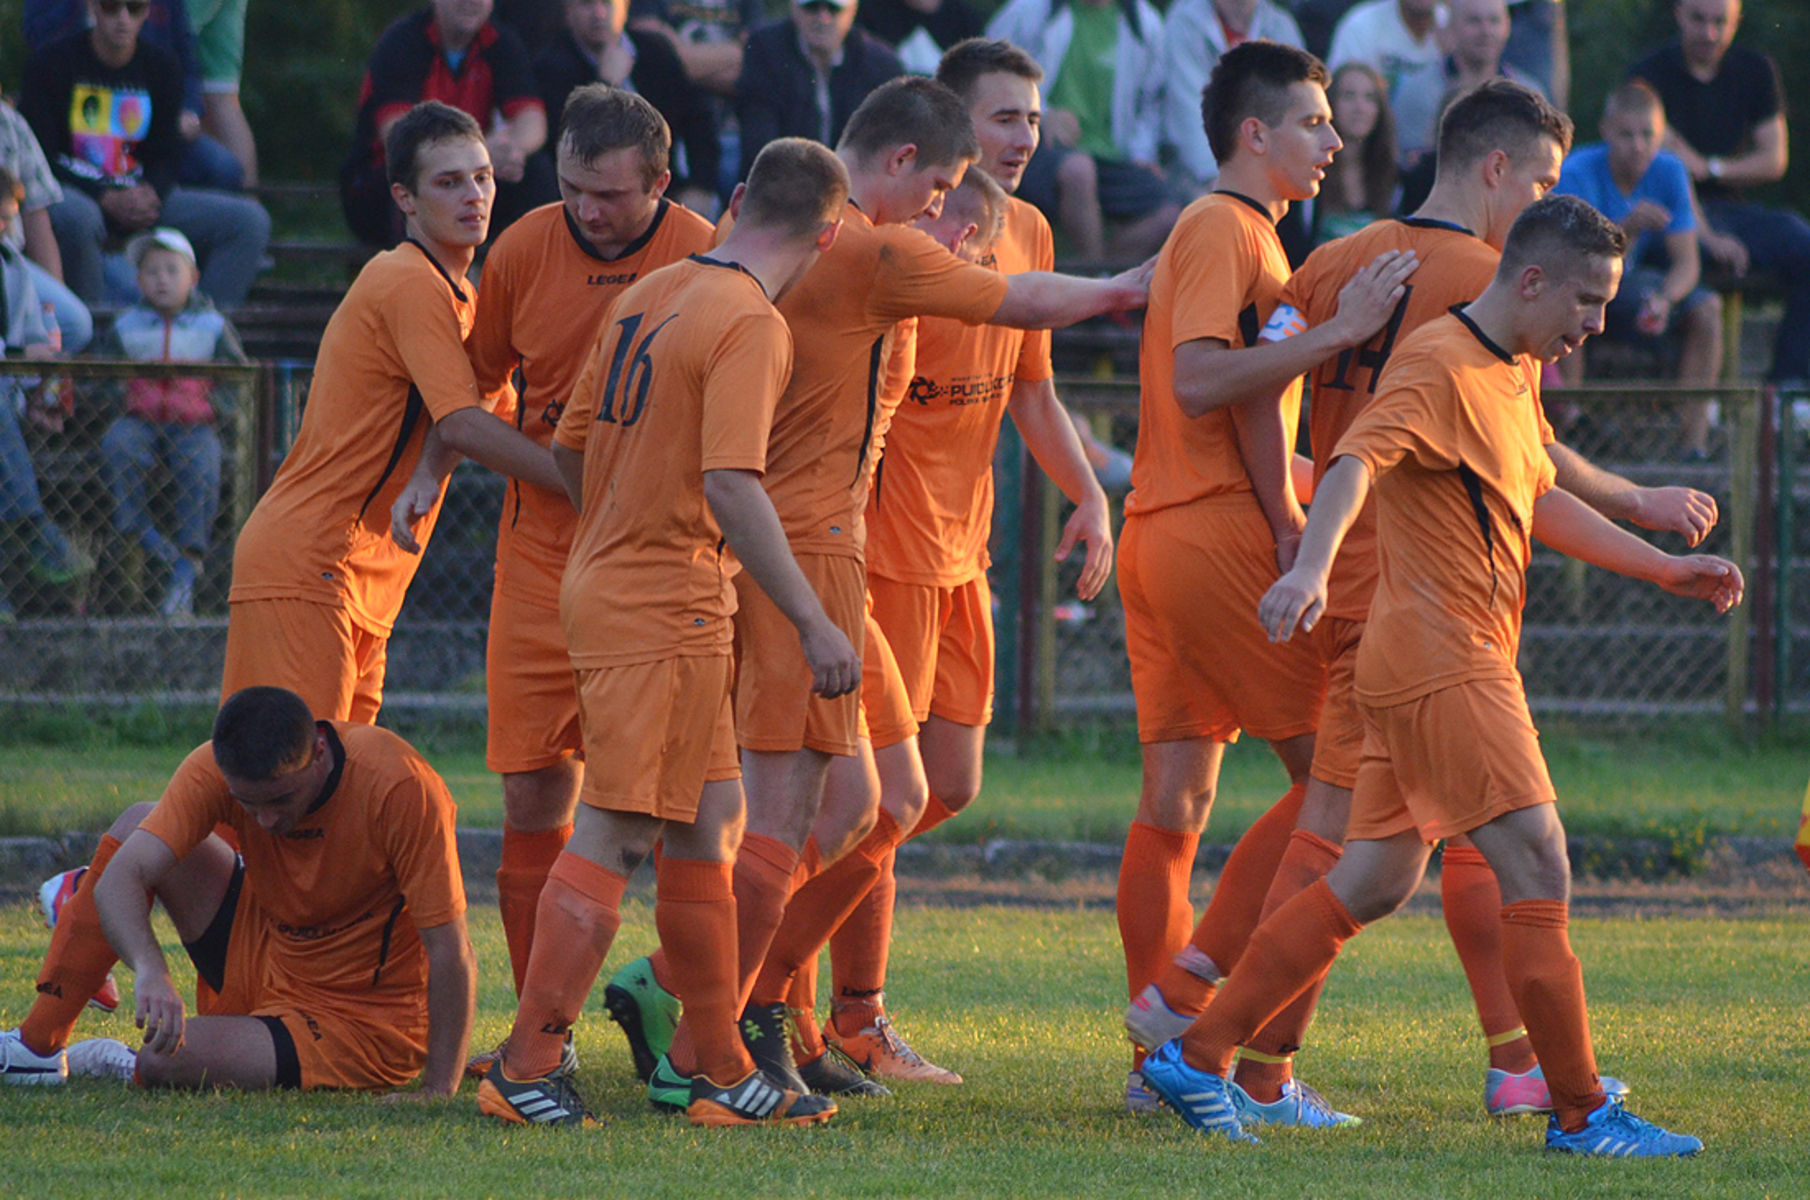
[[1, 900, 1803, 1198], [2, 722, 1804, 845]]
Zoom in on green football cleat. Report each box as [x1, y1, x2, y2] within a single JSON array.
[[604, 956, 681, 1083]]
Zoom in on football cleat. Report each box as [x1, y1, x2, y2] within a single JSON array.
[[740, 1001, 810, 1094], [1125, 1068, 1162, 1114], [37, 869, 120, 1012], [65, 1037, 137, 1082], [1231, 1078, 1361, 1127], [798, 1044, 891, 1098], [464, 1031, 578, 1082], [0, 1028, 68, 1086], [646, 1052, 694, 1113], [1124, 983, 1196, 1052], [603, 955, 680, 1083], [1486, 1063, 1629, 1117], [476, 1061, 597, 1128], [826, 1013, 962, 1084], [1137, 1041, 1258, 1143], [686, 1069, 837, 1127], [1545, 1097, 1702, 1157]]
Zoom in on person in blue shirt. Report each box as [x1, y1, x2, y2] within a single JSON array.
[[1555, 80, 1720, 456]]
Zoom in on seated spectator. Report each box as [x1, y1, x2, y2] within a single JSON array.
[[0, 100, 93, 352], [20, 0, 270, 309], [536, 0, 720, 213], [987, 0, 1180, 260], [1502, 0, 1567, 107], [858, 0, 986, 76], [0, 169, 89, 622], [1630, 0, 1810, 387], [190, 0, 260, 186], [94, 228, 245, 617], [1162, 0, 1306, 191], [1554, 82, 1721, 456], [1327, 0, 1444, 170], [497, 0, 569, 53], [735, 0, 903, 181], [340, 0, 549, 245], [25, 0, 246, 191], [1390, 0, 1541, 165], [627, 0, 761, 97], [1313, 61, 1397, 245]]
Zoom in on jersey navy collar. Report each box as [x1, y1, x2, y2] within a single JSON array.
[[1449, 304, 1516, 364], [563, 197, 672, 263], [402, 237, 470, 304], [690, 252, 768, 298], [1213, 189, 1276, 224], [1399, 215, 1476, 237], [305, 722, 347, 817]]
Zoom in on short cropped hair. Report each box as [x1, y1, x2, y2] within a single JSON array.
[[213, 687, 317, 782], [1603, 79, 1665, 121], [951, 167, 1008, 250], [1497, 194, 1627, 279], [935, 38, 1043, 101], [740, 137, 851, 236], [560, 84, 671, 187], [386, 100, 485, 192], [839, 76, 980, 170], [1203, 41, 1329, 165], [1435, 78, 1572, 173]]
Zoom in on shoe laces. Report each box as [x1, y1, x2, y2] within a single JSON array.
[[1288, 1080, 1340, 1120], [867, 1015, 926, 1065]]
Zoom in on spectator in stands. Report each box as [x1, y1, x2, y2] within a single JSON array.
[[857, 0, 986, 76], [189, 0, 259, 186], [535, 0, 720, 212], [1502, 0, 1566, 107], [340, 0, 549, 245], [1630, 0, 1810, 387], [0, 101, 93, 352], [1391, 0, 1540, 166], [497, 0, 569, 53], [1161, 0, 1305, 191], [1555, 81, 1722, 456], [987, 0, 1180, 260], [1327, 0, 1444, 170], [0, 169, 88, 622], [25, 0, 246, 191], [626, 0, 759, 197], [735, 0, 903, 180], [1313, 61, 1397, 246], [21, 0, 271, 309], [94, 228, 245, 617]]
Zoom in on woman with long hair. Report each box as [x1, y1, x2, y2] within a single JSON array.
[[1315, 62, 1398, 245]]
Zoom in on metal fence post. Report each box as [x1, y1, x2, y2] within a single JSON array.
[[1778, 387, 1798, 722], [1727, 387, 1759, 730], [993, 420, 1025, 739]]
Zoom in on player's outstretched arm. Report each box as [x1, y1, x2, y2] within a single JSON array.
[[1547, 441, 1718, 547], [1257, 455, 1372, 642], [1007, 378, 1114, 600], [432, 407, 566, 493], [390, 424, 465, 553], [1533, 487, 1744, 613], [989, 256, 1154, 331], [552, 444, 585, 513], [94, 830, 187, 1056], [399, 915, 477, 1101], [704, 469, 861, 698]]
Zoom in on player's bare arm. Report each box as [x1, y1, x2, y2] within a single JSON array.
[[1533, 486, 1744, 613], [390, 411, 566, 552], [1230, 392, 1305, 567], [93, 830, 187, 1056], [1258, 455, 1374, 642], [1007, 377, 1114, 599], [395, 916, 477, 1101], [704, 468, 861, 698], [552, 443, 585, 513], [988, 256, 1154, 330], [389, 424, 465, 553], [1174, 250, 1419, 419], [1546, 441, 1717, 546]]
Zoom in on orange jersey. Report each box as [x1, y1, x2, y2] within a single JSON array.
[[469, 200, 717, 605], [555, 256, 790, 667], [741, 201, 1010, 561], [1334, 310, 1556, 706], [1275, 217, 1500, 621], [137, 722, 465, 1036], [867, 197, 1057, 587], [1126, 192, 1303, 517], [229, 242, 486, 635]]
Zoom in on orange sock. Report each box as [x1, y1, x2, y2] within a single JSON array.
[[1154, 782, 1306, 1017], [496, 822, 572, 997], [731, 832, 800, 1008], [829, 847, 895, 1033], [1181, 878, 1361, 1076], [752, 809, 902, 1007], [505, 852, 627, 1078], [908, 793, 958, 840], [788, 954, 826, 1063], [1499, 899, 1605, 1133], [1233, 828, 1344, 1101], [1441, 842, 1536, 1072], [21, 835, 124, 1055], [657, 856, 756, 1085], [1116, 821, 1198, 999]]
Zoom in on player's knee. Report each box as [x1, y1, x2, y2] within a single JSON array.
[[106, 802, 158, 841], [132, 1045, 177, 1088], [1687, 293, 1722, 335], [928, 767, 979, 815], [501, 761, 581, 830]]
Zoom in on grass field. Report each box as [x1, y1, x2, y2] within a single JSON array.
[[1, 899, 1804, 1198], [2, 719, 1803, 846]]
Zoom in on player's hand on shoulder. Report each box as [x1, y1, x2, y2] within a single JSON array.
[[1258, 567, 1326, 643], [1331, 249, 1418, 346], [1630, 485, 1717, 547], [800, 618, 861, 699], [1657, 554, 1744, 613]]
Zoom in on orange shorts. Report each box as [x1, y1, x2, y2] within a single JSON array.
[[1345, 677, 1558, 844], [1308, 617, 1367, 790], [859, 607, 918, 750], [574, 655, 741, 820], [485, 585, 582, 774], [1118, 497, 1325, 745], [733, 554, 864, 757], [866, 573, 994, 727], [222, 598, 386, 723]]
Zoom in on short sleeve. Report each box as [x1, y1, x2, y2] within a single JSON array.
[[376, 752, 466, 929], [1333, 359, 1454, 477], [871, 227, 1010, 325], [136, 744, 238, 860], [387, 273, 485, 421], [700, 307, 790, 472], [1170, 209, 1261, 349]]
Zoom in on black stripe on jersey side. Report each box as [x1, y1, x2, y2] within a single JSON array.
[[369, 895, 407, 989], [1238, 303, 1260, 348], [508, 363, 528, 531], [871, 453, 886, 511], [855, 335, 886, 486], [1456, 463, 1501, 610], [564, 197, 672, 262], [356, 384, 426, 520]]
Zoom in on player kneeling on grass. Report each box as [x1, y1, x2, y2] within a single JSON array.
[[1137, 194, 1738, 1156], [1, 686, 475, 1097]]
